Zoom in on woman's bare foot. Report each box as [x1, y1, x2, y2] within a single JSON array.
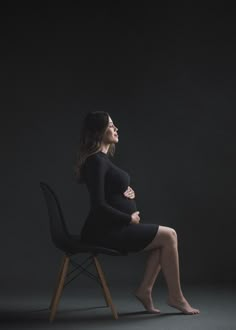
[[134, 288, 160, 314], [167, 296, 200, 315]]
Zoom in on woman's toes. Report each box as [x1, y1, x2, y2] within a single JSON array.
[[167, 297, 200, 315]]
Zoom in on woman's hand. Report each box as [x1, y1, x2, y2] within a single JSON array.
[[130, 211, 140, 224], [123, 186, 135, 199]]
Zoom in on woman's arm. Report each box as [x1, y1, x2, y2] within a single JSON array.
[[85, 155, 132, 225]]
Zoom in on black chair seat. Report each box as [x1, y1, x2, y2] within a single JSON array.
[[68, 235, 128, 256]]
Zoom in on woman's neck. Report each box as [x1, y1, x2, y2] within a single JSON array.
[[99, 145, 110, 154]]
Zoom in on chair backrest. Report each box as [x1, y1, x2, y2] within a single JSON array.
[[40, 182, 70, 252]]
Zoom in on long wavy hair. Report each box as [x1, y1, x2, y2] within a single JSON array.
[[75, 111, 115, 183]]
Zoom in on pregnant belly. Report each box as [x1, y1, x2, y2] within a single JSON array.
[[108, 194, 138, 214]]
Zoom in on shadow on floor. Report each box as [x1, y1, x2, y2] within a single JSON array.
[[0, 304, 183, 326]]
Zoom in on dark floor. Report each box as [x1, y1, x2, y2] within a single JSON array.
[[0, 284, 235, 330]]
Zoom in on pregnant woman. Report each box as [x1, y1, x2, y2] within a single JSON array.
[[75, 111, 199, 315]]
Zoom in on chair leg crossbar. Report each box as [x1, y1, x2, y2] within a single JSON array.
[[49, 254, 118, 322], [64, 256, 100, 287]]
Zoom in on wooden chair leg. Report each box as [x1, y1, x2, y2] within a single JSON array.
[[49, 255, 70, 322], [93, 256, 118, 320], [102, 290, 110, 307], [99, 278, 110, 307], [49, 255, 67, 309]]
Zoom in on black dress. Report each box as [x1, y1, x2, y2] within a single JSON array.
[[79, 151, 159, 253]]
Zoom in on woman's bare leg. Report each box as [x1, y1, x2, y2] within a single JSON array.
[[134, 248, 162, 313], [135, 226, 200, 315], [138, 248, 162, 291]]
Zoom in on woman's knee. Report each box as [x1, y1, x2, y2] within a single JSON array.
[[169, 227, 177, 240], [156, 226, 177, 247], [141, 225, 177, 252]]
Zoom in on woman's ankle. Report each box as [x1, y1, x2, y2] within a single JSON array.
[[135, 285, 152, 295], [168, 291, 185, 301]]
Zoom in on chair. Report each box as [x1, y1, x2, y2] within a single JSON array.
[[40, 182, 127, 322]]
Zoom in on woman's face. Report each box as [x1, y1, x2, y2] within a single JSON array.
[[103, 116, 119, 144]]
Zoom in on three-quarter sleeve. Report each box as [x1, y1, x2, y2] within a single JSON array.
[[85, 155, 131, 225]]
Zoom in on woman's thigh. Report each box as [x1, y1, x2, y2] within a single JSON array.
[[140, 225, 177, 252]]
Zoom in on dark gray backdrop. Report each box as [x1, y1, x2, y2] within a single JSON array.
[[1, 3, 235, 294]]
